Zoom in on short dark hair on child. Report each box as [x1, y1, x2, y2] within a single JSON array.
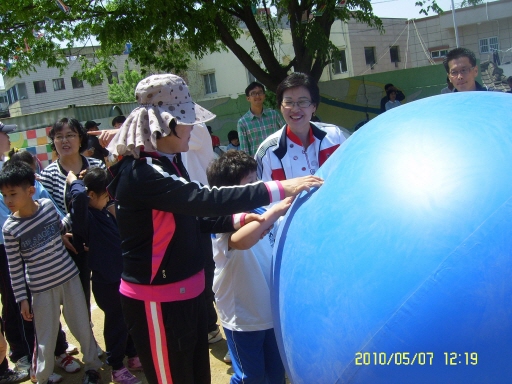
[[0, 161, 36, 189], [227, 130, 238, 142], [207, 150, 257, 188], [8, 149, 35, 167], [245, 82, 265, 97], [83, 167, 108, 196], [111, 115, 126, 127], [386, 88, 397, 97]]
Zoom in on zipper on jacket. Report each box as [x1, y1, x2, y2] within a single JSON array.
[[162, 270, 166, 278]]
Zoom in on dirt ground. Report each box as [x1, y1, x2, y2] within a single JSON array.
[[5, 299, 234, 384]]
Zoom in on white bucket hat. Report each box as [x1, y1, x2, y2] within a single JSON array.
[[108, 74, 216, 157]]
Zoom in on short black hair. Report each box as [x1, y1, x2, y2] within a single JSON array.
[[384, 83, 394, 91], [112, 115, 126, 127], [207, 150, 257, 188], [507, 76, 512, 83], [83, 167, 108, 196], [0, 161, 35, 189], [276, 72, 320, 109], [386, 88, 397, 97], [245, 82, 265, 97], [48, 117, 89, 153], [443, 47, 477, 72], [227, 130, 238, 142], [8, 149, 35, 167]]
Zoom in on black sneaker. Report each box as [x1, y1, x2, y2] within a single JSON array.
[[0, 369, 29, 384], [82, 370, 102, 384]]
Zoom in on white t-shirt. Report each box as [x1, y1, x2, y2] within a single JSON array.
[[181, 123, 215, 185], [212, 229, 276, 332]]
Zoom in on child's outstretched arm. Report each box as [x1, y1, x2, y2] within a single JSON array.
[[228, 197, 294, 250]]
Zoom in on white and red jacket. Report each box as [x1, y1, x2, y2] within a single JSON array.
[[255, 122, 348, 181]]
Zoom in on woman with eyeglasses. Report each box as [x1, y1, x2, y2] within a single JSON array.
[[256, 72, 348, 181], [39, 118, 106, 365]]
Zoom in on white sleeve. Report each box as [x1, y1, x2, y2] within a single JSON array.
[[212, 233, 232, 269]]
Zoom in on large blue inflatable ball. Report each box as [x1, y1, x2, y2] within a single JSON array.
[[272, 92, 512, 383]]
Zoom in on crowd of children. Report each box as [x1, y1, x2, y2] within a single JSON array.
[[0, 72, 327, 384]]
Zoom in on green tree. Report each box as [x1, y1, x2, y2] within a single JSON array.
[[107, 62, 144, 103], [0, 1, 444, 91]]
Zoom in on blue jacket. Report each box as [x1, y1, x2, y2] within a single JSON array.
[[69, 180, 123, 284]]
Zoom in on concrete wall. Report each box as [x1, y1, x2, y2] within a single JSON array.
[[347, 18, 409, 76]]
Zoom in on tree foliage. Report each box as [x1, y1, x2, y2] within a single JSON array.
[[0, 0, 445, 91], [107, 62, 144, 103]]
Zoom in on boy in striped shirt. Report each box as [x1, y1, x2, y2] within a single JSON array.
[[0, 161, 102, 384]]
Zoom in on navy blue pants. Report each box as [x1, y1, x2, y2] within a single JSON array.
[[224, 327, 285, 384], [91, 280, 136, 370]]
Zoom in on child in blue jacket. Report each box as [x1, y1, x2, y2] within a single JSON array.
[[67, 167, 142, 384]]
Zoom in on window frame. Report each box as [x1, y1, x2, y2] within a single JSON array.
[[390, 46, 401, 63], [333, 49, 348, 74], [430, 49, 448, 59], [71, 77, 84, 89], [203, 73, 217, 95], [364, 47, 376, 66], [53, 78, 66, 91], [33, 80, 47, 94], [479, 37, 499, 54]]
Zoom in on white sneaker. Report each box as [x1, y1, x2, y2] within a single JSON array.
[[14, 356, 31, 371], [223, 350, 232, 364], [30, 370, 63, 383], [55, 354, 81, 373], [49, 372, 64, 383]]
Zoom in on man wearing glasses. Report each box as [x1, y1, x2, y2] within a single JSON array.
[[237, 82, 285, 156], [443, 48, 486, 92]]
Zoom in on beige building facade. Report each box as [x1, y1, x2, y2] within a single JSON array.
[[4, 46, 138, 117]]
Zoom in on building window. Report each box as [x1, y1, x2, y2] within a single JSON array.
[[333, 49, 348, 74], [364, 47, 376, 66], [390, 46, 400, 63], [7, 86, 18, 105], [431, 49, 448, 59], [53, 78, 65, 91], [479, 37, 499, 54], [33, 80, 47, 94], [203, 73, 217, 95], [71, 77, 84, 89], [108, 72, 119, 84]]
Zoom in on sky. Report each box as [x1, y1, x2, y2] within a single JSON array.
[[0, 0, 460, 90]]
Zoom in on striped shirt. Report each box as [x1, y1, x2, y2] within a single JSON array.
[[237, 108, 285, 156], [39, 156, 105, 214], [3, 198, 77, 302]]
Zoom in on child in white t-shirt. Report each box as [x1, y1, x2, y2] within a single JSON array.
[[207, 150, 292, 384]]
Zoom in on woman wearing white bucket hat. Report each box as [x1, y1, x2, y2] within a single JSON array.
[[106, 74, 323, 383]]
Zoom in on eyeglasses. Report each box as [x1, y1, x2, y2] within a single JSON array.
[[249, 91, 264, 97], [281, 100, 313, 109], [448, 67, 474, 78], [54, 134, 78, 142]]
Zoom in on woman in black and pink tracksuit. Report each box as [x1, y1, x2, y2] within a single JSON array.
[[106, 74, 322, 384]]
